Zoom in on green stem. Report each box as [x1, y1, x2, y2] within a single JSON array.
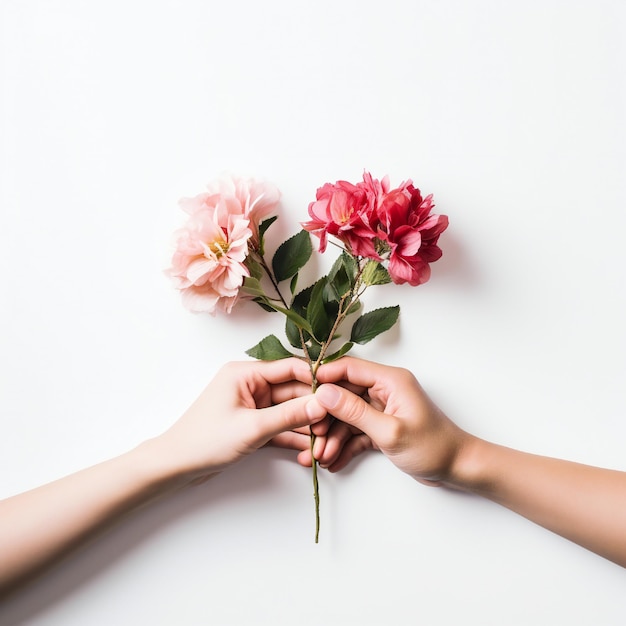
[[255, 252, 289, 308], [306, 267, 367, 542]]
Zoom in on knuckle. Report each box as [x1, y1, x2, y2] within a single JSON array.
[[340, 394, 368, 425]]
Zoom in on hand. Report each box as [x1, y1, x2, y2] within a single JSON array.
[[312, 357, 470, 485], [151, 359, 328, 485]]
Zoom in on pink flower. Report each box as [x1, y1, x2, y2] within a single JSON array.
[[207, 176, 280, 246], [168, 175, 280, 314], [378, 184, 448, 286], [168, 189, 258, 315], [302, 173, 389, 257]]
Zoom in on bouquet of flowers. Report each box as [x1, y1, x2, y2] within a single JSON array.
[[168, 172, 448, 542]]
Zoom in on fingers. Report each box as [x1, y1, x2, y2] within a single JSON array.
[[296, 424, 376, 470], [316, 356, 394, 389], [247, 358, 313, 386], [269, 431, 312, 452], [253, 394, 326, 444], [315, 383, 391, 449], [317, 421, 355, 468], [270, 381, 315, 405], [327, 434, 375, 473]]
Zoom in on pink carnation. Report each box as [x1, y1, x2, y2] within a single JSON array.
[[168, 175, 279, 314]]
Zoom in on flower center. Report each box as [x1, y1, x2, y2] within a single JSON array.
[[209, 239, 230, 258], [338, 207, 354, 225]]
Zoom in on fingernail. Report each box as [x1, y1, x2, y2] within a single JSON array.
[[316, 384, 340, 409]]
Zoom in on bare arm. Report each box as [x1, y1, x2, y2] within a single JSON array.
[[0, 359, 327, 597], [457, 438, 626, 566], [313, 357, 626, 568]]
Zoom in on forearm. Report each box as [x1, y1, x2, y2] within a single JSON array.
[[0, 438, 185, 596], [452, 437, 626, 567]]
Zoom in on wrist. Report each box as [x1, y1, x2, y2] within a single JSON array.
[[445, 434, 499, 494], [135, 433, 221, 489]]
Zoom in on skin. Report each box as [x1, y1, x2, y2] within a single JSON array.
[[3, 355, 625, 597], [0, 359, 327, 598], [308, 357, 626, 568]]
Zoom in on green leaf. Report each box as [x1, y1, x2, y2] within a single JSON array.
[[245, 335, 294, 360], [272, 230, 313, 282], [322, 342, 354, 363], [245, 256, 264, 281], [306, 278, 341, 344], [267, 303, 313, 335], [346, 299, 362, 315], [240, 277, 266, 298], [306, 340, 322, 361], [362, 260, 392, 286], [291, 282, 315, 315], [285, 318, 303, 348], [284, 282, 315, 347], [340, 250, 358, 279], [307, 279, 333, 342], [258, 216, 278, 256], [328, 256, 351, 298], [289, 273, 299, 295], [323, 280, 340, 304], [253, 298, 276, 313], [350, 305, 400, 345]]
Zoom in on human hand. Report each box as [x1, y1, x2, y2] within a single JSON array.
[[310, 357, 470, 485], [151, 359, 328, 485]]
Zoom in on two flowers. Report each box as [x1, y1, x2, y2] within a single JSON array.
[[168, 172, 448, 316]]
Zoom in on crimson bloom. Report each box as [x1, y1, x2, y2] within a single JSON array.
[[302, 174, 385, 258], [303, 172, 448, 286], [378, 184, 448, 286]]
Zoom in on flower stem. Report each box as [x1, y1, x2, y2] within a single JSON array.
[[305, 263, 368, 542], [309, 361, 321, 542], [255, 252, 289, 308], [310, 430, 320, 543]]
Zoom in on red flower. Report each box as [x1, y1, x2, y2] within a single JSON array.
[[378, 184, 448, 286], [302, 174, 388, 257], [303, 171, 448, 286]]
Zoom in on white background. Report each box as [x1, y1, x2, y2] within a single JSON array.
[[1, 1, 625, 624]]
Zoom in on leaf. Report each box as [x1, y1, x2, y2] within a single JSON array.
[[240, 277, 266, 298], [340, 250, 358, 279], [323, 280, 340, 304], [272, 230, 313, 282], [259, 301, 313, 335], [307, 279, 333, 342], [322, 342, 354, 363], [284, 282, 316, 347], [306, 340, 322, 361], [346, 299, 362, 315], [362, 260, 392, 286], [258, 216, 278, 256], [291, 282, 315, 315], [245, 256, 264, 281], [289, 273, 299, 295], [350, 306, 400, 345], [327, 256, 352, 299], [307, 278, 340, 344], [245, 335, 294, 360], [253, 298, 276, 313], [285, 318, 304, 348]]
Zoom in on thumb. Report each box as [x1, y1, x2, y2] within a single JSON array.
[[315, 384, 387, 446], [254, 395, 326, 443]]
